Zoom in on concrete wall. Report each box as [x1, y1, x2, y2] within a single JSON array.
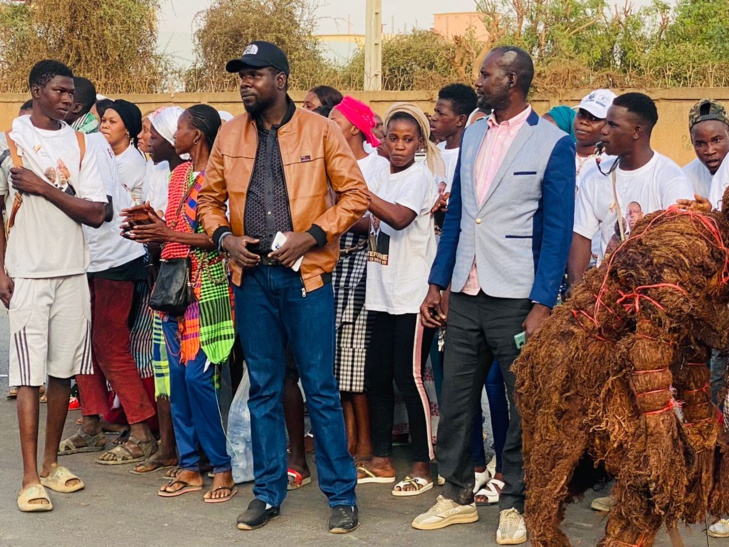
[[1, 88, 725, 166]]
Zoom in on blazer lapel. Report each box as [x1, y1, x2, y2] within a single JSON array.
[[479, 116, 537, 210], [460, 120, 488, 210]]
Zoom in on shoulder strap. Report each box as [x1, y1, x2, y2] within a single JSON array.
[[5, 132, 22, 168], [75, 131, 85, 169], [4, 132, 23, 234]]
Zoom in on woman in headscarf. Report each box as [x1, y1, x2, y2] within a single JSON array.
[[101, 99, 146, 204], [124, 105, 237, 502], [356, 103, 441, 497], [130, 106, 188, 475]]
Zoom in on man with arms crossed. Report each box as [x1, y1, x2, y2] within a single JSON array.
[[0, 60, 106, 512]]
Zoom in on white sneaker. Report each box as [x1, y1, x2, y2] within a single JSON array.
[[411, 495, 478, 530], [496, 508, 527, 545], [590, 495, 615, 512], [709, 519, 729, 538]]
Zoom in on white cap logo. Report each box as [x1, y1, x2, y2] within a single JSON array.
[[243, 44, 258, 55]]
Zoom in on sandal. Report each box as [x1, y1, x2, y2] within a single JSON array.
[[392, 475, 434, 497], [356, 465, 395, 484], [158, 479, 203, 498], [473, 467, 493, 494], [475, 478, 504, 506], [58, 429, 107, 455], [40, 465, 84, 493], [204, 485, 238, 503], [129, 458, 178, 475], [95, 436, 158, 465], [287, 468, 312, 490], [17, 484, 53, 512]]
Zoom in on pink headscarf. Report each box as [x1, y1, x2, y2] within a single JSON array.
[[334, 96, 380, 148]]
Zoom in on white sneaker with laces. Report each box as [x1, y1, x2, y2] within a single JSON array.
[[411, 495, 478, 530], [496, 508, 527, 545], [709, 519, 729, 538]]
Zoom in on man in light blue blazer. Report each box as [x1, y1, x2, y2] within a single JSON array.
[[412, 47, 575, 544]]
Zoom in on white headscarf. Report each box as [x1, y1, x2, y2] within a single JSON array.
[[218, 110, 234, 123], [150, 106, 184, 147]]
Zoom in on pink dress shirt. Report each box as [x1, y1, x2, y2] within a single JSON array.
[[462, 106, 533, 295]]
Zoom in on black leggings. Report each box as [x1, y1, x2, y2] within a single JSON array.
[[365, 311, 435, 463]]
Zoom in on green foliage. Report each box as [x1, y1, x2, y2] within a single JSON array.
[[189, 0, 333, 91], [341, 30, 461, 91], [0, 0, 166, 93], [476, 0, 729, 91]]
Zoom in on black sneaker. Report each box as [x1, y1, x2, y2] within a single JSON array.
[[237, 499, 280, 530], [329, 505, 359, 534]]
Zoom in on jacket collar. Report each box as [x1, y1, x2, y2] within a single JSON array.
[[253, 95, 296, 130]]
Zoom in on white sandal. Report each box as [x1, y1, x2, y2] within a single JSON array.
[[475, 478, 504, 506], [473, 467, 493, 494], [392, 475, 434, 497]]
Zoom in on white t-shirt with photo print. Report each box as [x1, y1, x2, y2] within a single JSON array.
[[574, 152, 694, 259], [365, 161, 438, 315], [0, 119, 107, 278]]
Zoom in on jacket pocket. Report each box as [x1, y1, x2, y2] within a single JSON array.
[[513, 171, 537, 176], [504, 234, 533, 239]]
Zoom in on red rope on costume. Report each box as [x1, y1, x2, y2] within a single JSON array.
[[681, 384, 709, 394], [616, 283, 687, 314], [580, 207, 729, 332], [686, 361, 708, 367], [643, 400, 676, 416]]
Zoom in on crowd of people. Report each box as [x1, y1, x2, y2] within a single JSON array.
[[3, 39, 729, 544]]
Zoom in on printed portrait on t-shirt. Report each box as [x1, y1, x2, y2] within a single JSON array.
[[626, 201, 644, 231], [367, 229, 390, 266]]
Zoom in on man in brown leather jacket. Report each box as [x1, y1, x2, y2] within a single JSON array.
[[197, 41, 368, 534]]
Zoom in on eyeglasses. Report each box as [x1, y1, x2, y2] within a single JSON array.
[[577, 109, 603, 123]]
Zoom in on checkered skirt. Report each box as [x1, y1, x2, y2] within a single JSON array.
[[333, 232, 372, 393]]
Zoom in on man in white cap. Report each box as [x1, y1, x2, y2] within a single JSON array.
[[573, 89, 616, 187]]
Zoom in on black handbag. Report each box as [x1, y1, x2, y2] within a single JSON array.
[[149, 258, 194, 314]]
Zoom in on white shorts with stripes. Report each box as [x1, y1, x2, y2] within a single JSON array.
[[8, 275, 92, 386]]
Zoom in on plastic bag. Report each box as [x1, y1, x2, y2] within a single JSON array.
[[226, 366, 254, 483]]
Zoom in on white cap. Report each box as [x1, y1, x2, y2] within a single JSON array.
[[576, 89, 617, 119]]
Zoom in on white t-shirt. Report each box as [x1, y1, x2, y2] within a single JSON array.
[[115, 144, 146, 205], [365, 161, 438, 314], [0, 120, 107, 278], [144, 160, 171, 216], [574, 152, 694, 259], [437, 141, 460, 193], [683, 158, 713, 199], [576, 154, 614, 190], [709, 157, 729, 209], [82, 134, 145, 273], [358, 152, 389, 192]]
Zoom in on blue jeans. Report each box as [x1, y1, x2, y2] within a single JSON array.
[[162, 318, 231, 473], [234, 267, 356, 508]]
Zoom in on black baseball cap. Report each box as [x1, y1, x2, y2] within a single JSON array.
[[226, 41, 290, 75]]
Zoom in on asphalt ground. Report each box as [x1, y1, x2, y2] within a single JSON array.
[[0, 308, 723, 546]]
